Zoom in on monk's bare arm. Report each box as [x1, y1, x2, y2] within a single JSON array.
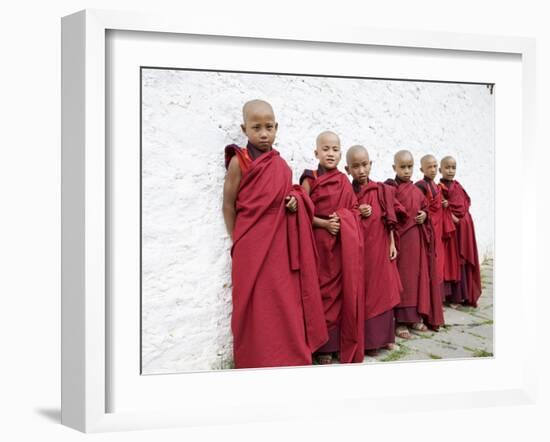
[[301, 177, 338, 234], [389, 230, 397, 260], [222, 156, 241, 239]]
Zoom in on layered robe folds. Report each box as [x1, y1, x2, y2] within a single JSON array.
[[225, 144, 328, 369], [301, 168, 364, 363], [385, 177, 444, 329], [415, 177, 445, 300], [439, 179, 482, 307], [354, 180, 402, 350]]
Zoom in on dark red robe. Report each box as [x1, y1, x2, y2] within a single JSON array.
[[439, 179, 482, 307], [385, 177, 444, 329], [354, 180, 402, 350], [301, 167, 364, 363], [225, 144, 328, 369], [416, 177, 445, 301]]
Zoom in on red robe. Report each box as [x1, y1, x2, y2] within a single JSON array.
[[225, 145, 328, 369], [439, 179, 482, 307], [385, 177, 444, 329], [301, 168, 364, 363], [354, 180, 402, 349], [415, 177, 445, 299]]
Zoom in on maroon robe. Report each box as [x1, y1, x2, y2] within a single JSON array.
[[301, 167, 364, 363], [416, 177, 445, 300], [354, 180, 402, 350], [225, 144, 328, 369], [439, 179, 482, 307], [385, 177, 444, 329]]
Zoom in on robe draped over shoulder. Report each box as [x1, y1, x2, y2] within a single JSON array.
[[225, 145, 328, 368], [305, 168, 364, 363]]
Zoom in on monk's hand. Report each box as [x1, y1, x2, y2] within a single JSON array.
[[415, 210, 427, 224], [389, 243, 398, 260], [359, 204, 372, 218], [451, 214, 460, 224], [326, 213, 340, 235], [285, 195, 297, 212], [442, 199, 449, 208]]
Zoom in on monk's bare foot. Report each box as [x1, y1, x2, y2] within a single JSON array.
[[365, 349, 379, 357], [386, 343, 399, 351], [395, 325, 411, 339], [316, 354, 333, 365], [411, 322, 429, 332], [449, 303, 460, 309]]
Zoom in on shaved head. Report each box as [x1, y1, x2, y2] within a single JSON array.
[[242, 99, 275, 123], [440, 155, 456, 167], [346, 144, 369, 165], [420, 154, 437, 168], [316, 130, 341, 148], [394, 149, 413, 164]]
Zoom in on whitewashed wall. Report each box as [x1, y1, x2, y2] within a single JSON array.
[[141, 69, 494, 374]]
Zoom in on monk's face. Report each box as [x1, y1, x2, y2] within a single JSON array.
[[345, 150, 371, 184], [240, 107, 278, 152], [420, 157, 438, 180], [440, 158, 457, 180], [315, 133, 341, 170], [393, 154, 414, 182]]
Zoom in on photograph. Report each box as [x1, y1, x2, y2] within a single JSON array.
[[140, 67, 494, 374]]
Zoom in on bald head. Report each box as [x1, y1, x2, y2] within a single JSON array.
[[440, 155, 456, 167], [242, 99, 275, 123], [316, 130, 341, 148], [344, 144, 371, 184], [394, 149, 413, 165], [346, 144, 369, 165], [420, 154, 438, 180], [420, 154, 437, 168]]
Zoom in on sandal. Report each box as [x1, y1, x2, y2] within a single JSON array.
[[410, 322, 429, 332], [316, 353, 333, 365], [386, 343, 399, 351], [395, 325, 411, 339]]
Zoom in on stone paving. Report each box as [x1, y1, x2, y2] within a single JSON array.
[[362, 258, 494, 363]]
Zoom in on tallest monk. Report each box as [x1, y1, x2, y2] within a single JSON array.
[[222, 100, 328, 369]]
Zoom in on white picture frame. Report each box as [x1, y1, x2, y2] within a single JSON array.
[[61, 9, 537, 433]]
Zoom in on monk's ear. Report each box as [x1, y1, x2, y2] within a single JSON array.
[[392, 164, 396, 172], [240, 123, 246, 134], [274, 122, 278, 131], [344, 165, 350, 175], [314, 149, 319, 159]]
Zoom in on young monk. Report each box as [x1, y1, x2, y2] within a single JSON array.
[[222, 99, 328, 369], [385, 150, 444, 339], [345, 145, 402, 356], [439, 156, 482, 307], [300, 131, 364, 364], [415, 154, 446, 302]]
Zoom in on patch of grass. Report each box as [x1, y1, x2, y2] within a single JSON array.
[[463, 346, 476, 352], [428, 353, 443, 359], [380, 345, 409, 362], [435, 339, 453, 345], [212, 357, 235, 370], [472, 349, 493, 358], [467, 331, 485, 339]]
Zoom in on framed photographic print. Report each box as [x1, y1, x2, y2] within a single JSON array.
[[61, 9, 537, 433]]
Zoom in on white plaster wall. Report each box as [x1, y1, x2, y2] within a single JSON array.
[[141, 69, 494, 374]]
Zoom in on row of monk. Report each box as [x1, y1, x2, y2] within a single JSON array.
[[222, 99, 482, 368]]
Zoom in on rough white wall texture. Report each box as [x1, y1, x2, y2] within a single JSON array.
[[141, 68, 494, 374]]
